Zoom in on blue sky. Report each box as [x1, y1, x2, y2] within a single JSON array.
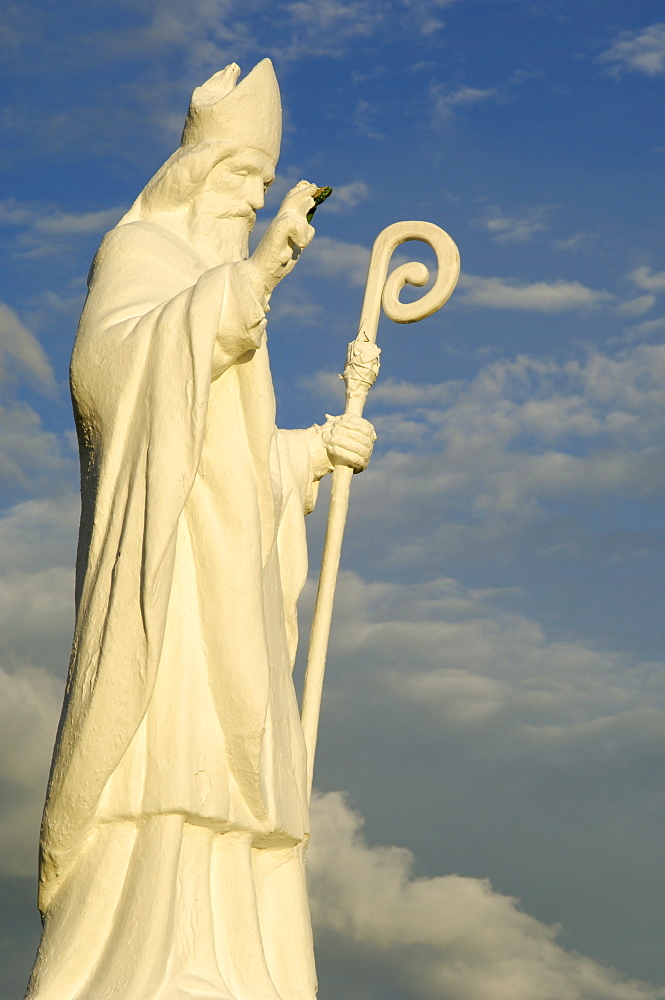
[[1, 2, 664, 998]]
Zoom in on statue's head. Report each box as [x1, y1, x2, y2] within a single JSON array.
[[180, 59, 281, 163], [122, 60, 281, 231]]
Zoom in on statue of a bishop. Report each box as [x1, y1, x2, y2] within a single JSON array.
[[26, 59, 375, 1000]]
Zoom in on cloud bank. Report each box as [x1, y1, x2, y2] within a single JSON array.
[[600, 24, 665, 78], [308, 792, 663, 1000]]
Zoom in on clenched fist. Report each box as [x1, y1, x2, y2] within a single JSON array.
[[249, 180, 317, 305], [322, 413, 377, 473]]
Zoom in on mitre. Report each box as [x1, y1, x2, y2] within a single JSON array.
[[180, 58, 281, 163]]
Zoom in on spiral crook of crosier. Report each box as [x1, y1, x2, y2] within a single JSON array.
[[357, 220, 460, 342]]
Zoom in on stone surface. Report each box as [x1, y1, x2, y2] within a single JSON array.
[[25, 58, 374, 1000]]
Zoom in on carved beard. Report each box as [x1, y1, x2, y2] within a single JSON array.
[[187, 213, 252, 265], [143, 204, 253, 267]]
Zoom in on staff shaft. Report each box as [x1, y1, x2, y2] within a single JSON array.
[[301, 220, 460, 802], [301, 396, 364, 801]]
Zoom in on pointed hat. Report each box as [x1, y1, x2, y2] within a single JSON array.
[[180, 58, 281, 162]]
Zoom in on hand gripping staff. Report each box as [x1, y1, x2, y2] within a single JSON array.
[[301, 221, 460, 799]]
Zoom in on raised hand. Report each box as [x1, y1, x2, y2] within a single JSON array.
[[249, 180, 317, 304]]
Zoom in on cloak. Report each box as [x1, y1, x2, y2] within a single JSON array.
[[39, 219, 320, 911]]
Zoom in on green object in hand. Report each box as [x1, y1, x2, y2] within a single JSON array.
[[307, 186, 333, 223]]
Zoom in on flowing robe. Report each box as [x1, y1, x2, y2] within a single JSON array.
[[28, 219, 323, 1000]]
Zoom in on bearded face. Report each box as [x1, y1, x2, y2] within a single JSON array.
[[117, 60, 281, 263], [129, 144, 277, 262], [191, 148, 276, 228]]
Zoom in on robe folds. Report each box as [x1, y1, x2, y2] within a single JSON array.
[[32, 218, 323, 999]]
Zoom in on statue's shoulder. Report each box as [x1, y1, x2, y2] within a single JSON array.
[[89, 221, 199, 288]]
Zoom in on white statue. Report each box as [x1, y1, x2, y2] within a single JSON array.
[[25, 59, 376, 1000]]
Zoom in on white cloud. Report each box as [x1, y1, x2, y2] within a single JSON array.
[[314, 570, 665, 748], [0, 404, 77, 497], [0, 498, 77, 878], [323, 181, 371, 213], [297, 556, 665, 990], [2, 0, 467, 158], [599, 23, 665, 78], [298, 233, 412, 292], [308, 791, 661, 1000], [555, 230, 596, 251], [573, 344, 665, 413], [419, 16, 444, 36], [483, 206, 551, 243], [353, 97, 385, 140], [0, 387, 77, 873], [624, 316, 665, 341], [0, 0, 400, 159], [457, 273, 613, 311], [432, 83, 499, 120], [302, 343, 665, 576], [69, 0, 244, 84], [266, 285, 323, 324], [304, 235, 371, 287], [283, 0, 382, 54], [617, 295, 655, 316], [0, 199, 34, 226], [370, 377, 455, 407], [375, 582, 665, 744], [0, 198, 125, 258], [32, 206, 124, 236], [0, 496, 78, 574], [629, 266, 665, 293], [0, 566, 74, 671], [0, 303, 55, 392], [279, 0, 459, 59], [313, 344, 665, 455], [0, 662, 61, 876]]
